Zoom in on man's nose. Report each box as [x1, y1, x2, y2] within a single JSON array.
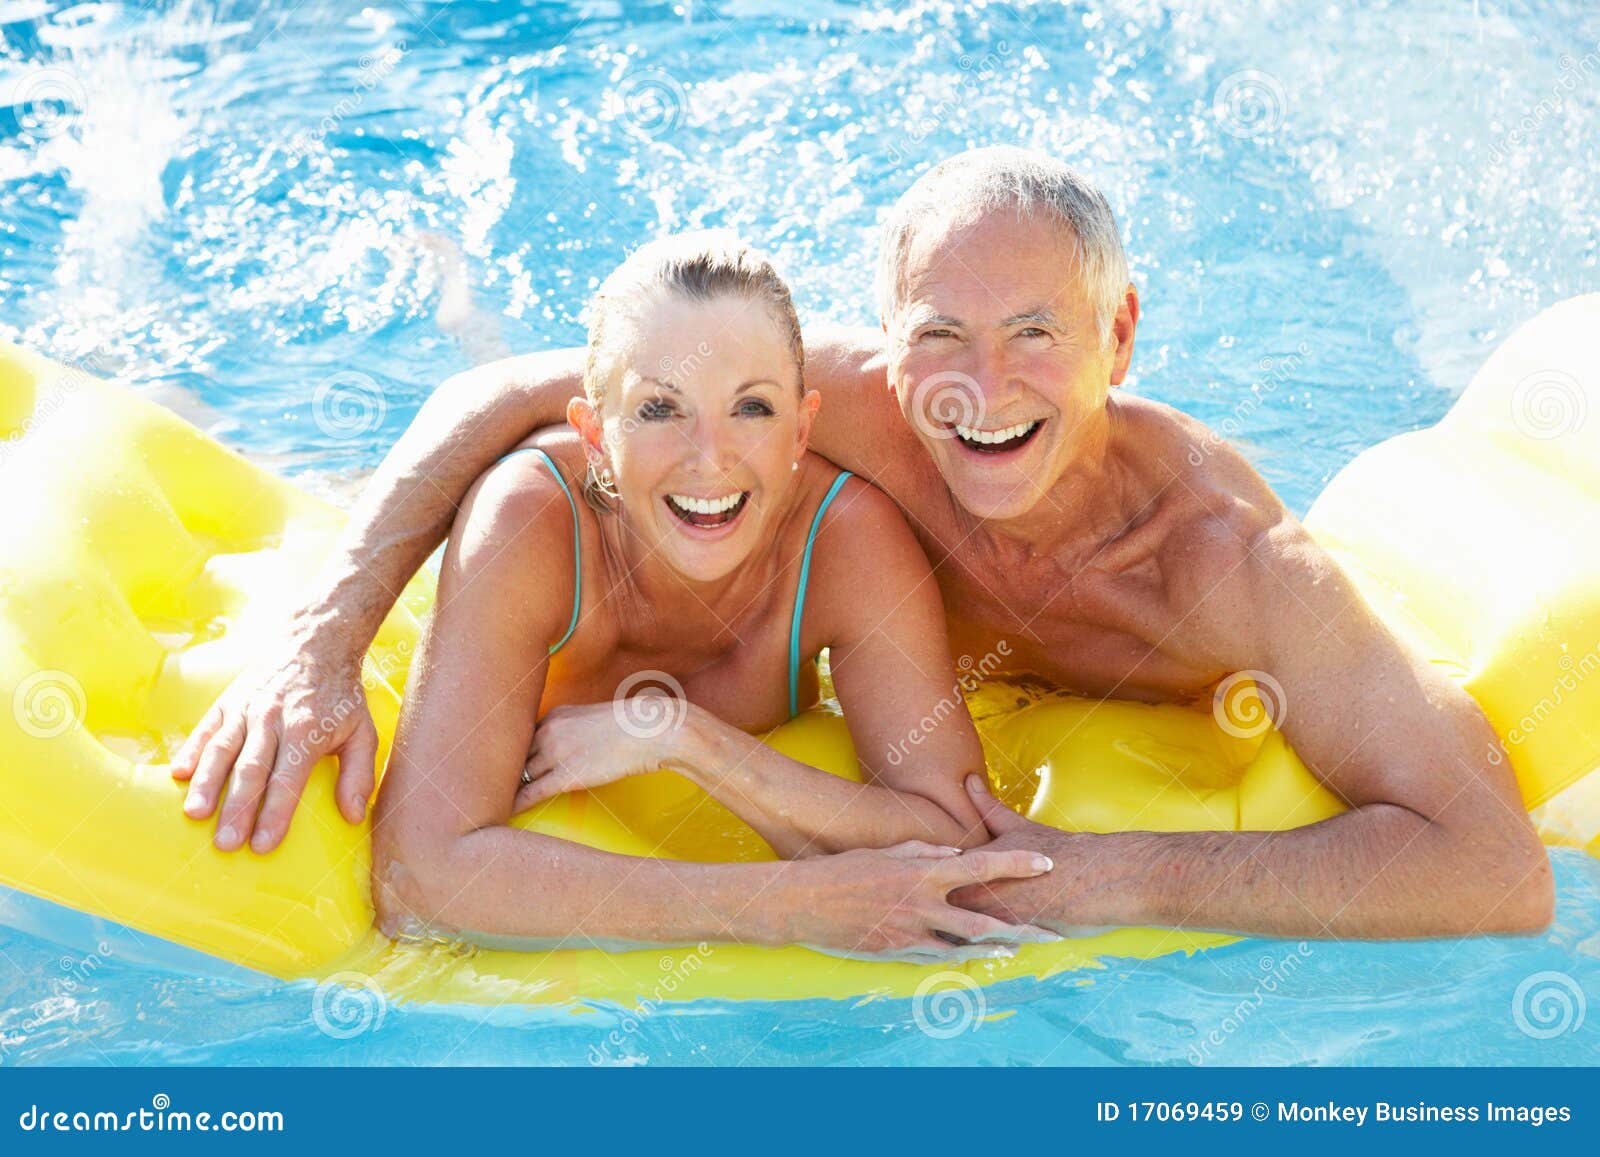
[[971, 341, 1020, 411]]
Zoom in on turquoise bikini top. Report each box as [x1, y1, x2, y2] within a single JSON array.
[[498, 447, 852, 719]]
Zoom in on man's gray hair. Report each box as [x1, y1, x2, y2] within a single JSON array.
[[875, 146, 1129, 345]]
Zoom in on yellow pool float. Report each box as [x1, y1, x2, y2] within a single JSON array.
[[1, 295, 1597, 1006]]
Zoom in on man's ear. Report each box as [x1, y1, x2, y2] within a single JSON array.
[[1108, 283, 1140, 388]]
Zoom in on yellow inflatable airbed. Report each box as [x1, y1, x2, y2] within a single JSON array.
[[1, 295, 1597, 1006]]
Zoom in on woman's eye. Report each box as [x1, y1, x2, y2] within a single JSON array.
[[638, 397, 676, 421], [735, 398, 775, 417]]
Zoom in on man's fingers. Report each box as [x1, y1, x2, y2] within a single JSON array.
[[336, 712, 380, 824], [912, 940, 1017, 964], [181, 713, 247, 819], [964, 774, 1032, 836], [250, 736, 321, 854], [882, 840, 964, 861], [170, 704, 226, 781], [936, 847, 1054, 887], [212, 725, 279, 851]]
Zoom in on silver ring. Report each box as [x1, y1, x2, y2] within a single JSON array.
[[520, 766, 533, 786]]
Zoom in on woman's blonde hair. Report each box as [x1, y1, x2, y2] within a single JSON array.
[[580, 229, 805, 506]]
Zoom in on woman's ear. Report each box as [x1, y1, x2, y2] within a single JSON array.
[[568, 396, 603, 453], [794, 388, 823, 459]]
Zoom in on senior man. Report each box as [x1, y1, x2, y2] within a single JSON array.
[[172, 147, 1551, 940]]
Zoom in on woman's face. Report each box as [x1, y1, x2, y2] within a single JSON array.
[[581, 292, 817, 584]]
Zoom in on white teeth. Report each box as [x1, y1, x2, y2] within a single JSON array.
[[668, 492, 744, 516], [955, 420, 1039, 445]]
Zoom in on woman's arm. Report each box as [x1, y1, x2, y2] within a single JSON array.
[[374, 455, 1055, 956], [623, 477, 989, 858]]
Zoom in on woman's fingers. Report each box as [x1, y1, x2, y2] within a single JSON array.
[[935, 909, 1061, 946], [933, 847, 1053, 888], [881, 840, 964, 861]]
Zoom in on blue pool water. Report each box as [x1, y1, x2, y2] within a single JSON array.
[[2, 0, 1599, 1065]]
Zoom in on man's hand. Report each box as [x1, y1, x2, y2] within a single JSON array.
[[169, 644, 379, 853], [948, 775, 1128, 936]]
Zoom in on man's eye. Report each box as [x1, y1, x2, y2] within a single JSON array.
[[1017, 327, 1050, 339], [920, 328, 956, 340], [736, 398, 775, 417], [638, 398, 676, 420]]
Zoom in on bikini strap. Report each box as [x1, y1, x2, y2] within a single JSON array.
[[788, 471, 854, 718], [496, 446, 581, 655]]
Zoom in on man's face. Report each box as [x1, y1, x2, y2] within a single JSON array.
[[886, 211, 1121, 523]]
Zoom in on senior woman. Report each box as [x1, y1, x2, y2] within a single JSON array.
[[369, 232, 1056, 962]]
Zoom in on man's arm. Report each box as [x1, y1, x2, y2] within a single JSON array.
[[955, 504, 1553, 939], [171, 347, 586, 852]]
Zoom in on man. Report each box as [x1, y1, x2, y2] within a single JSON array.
[[171, 147, 1551, 939]]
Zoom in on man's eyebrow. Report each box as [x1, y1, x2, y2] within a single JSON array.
[[1001, 309, 1060, 328], [904, 309, 963, 329]]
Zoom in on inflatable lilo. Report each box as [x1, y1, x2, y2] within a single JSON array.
[[1, 296, 1597, 1005]]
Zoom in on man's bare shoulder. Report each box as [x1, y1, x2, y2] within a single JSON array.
[[1109, 395, 1319, 651], [800, 324, 930, 485]]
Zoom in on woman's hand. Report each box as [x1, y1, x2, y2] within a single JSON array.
[[775, 841, 1063, 963], [514, 702, 696, 811]]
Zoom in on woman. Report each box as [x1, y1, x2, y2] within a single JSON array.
[[372, 232, 1056, 962]]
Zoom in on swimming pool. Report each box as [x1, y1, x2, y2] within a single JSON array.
[[2, 0, 1598, 1066]]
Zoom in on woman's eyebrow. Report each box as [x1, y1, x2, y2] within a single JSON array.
[[735, 379, 782, 394], [630, 375, 680, 393]]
